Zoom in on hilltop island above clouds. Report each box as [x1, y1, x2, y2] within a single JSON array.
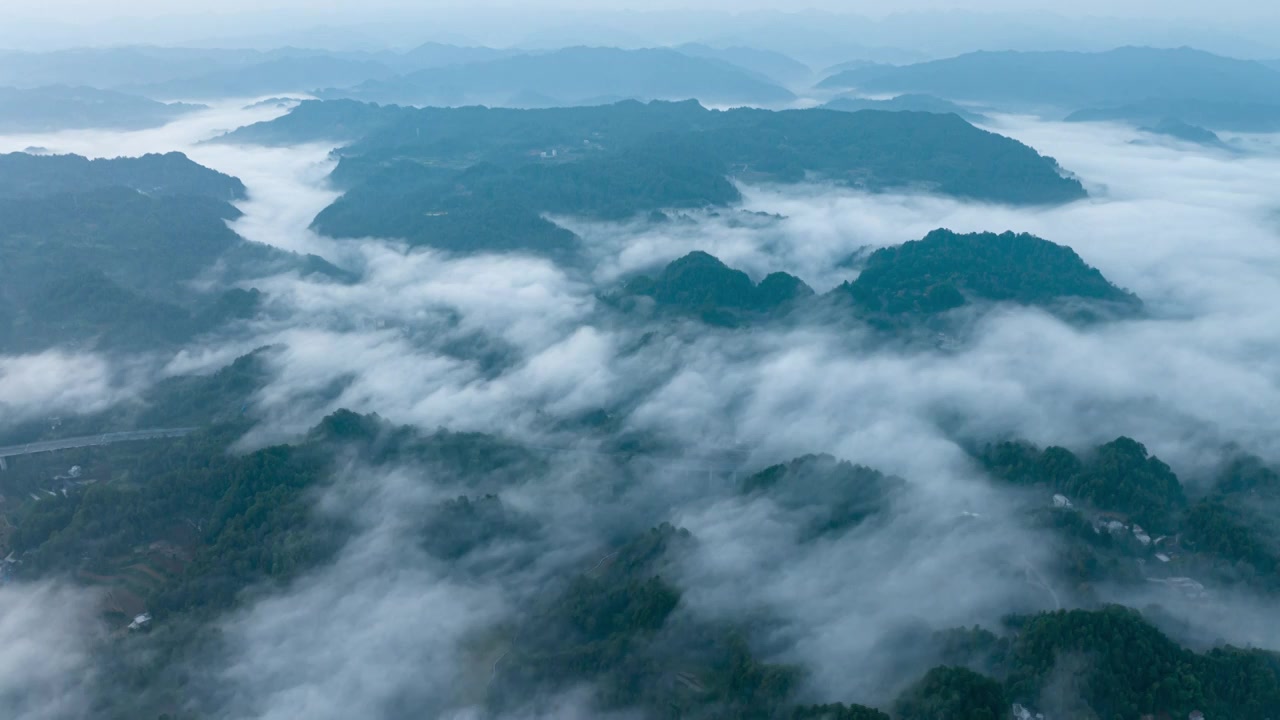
[[1, 18, 1280, 720]]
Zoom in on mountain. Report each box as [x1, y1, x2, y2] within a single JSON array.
[[674, 43, 813, 86], [840, 229, 1141, 318], [293, 102, 1083, 253], [127, 56, 396, 99], [213, 99, 417, 146], [1066, 99, 1280, 132], [1136, 119, 1234, 150], [616, 251, 813, 326], [318, 47, 798, 107], [0, 85, 201, 132], [614, 229, 1135, 330], [820, 59, 894, 77], [0, 151, 246, 201], [0, 186, 342, 352], [742, 454, 904, 540], [393, 42, 518, 72], [0, 47, 259, 89], [817, 47, 1280, 112], [822, 93, 988, 123]]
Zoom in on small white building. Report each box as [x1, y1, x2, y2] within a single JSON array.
[[127, 613, 152, 631], [1053, 494, 1073, 509], [1132, 525, 1152, 545]]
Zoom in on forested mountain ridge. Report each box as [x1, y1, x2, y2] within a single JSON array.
[[839, 229, 1141, 318], [613, 230, 1138, 329], [0, 151, 246, 200], [0, 182, 342, 353], [612, 251, 814, 326], [229, 100, 1084, 206], [222, 100, 1084, 252]]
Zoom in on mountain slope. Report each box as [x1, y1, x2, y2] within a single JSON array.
[[0, 151, 246, 201], [840, 229, 1141, 317]]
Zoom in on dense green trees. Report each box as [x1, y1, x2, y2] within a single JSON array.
[[614, 232, 1136, 331], [742, 454, 902, 540], [616, 251, 812, 326], [841, 229, 1141, 318], [0, 180, 341, 353], [893, 666, 1007, 720], [228, 99, 1085, 253], [981, 437, 1185, 531]]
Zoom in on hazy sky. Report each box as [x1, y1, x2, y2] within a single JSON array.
[[3, 0, 1278, 56], [6, 0, 1279, 21]]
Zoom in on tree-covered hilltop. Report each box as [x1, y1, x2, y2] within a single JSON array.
[[741, 454, 904, 540], [612, 233, 1136, 330], [0, 85, 202, 132], [892, 666, 1007, 720], [886, 606, 1280, 720], [980, 436, 1280, 594], [610, 251, 813, 326], [981, 437, 1187, 533], [0, 151, 246, 201], [0, 186, 344, 353], [838, 229, 1141, 318]]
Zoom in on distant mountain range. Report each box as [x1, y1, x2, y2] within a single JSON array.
[[674, 43, 813, 86], [1066, 99, 1280, 133], [124, 56, 397, 100], [817, 47, 1280, 113], [0, 85, 201, 132], [822, 94, 988, 123], [0, 43, 811, 108], [318, 47, 798, 107]]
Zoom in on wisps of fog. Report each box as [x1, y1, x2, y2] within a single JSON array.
[[0, 350, 142, 427], [0, 582, 102, 720], [204, 468, 506, 719], [6, 103, 1280, 716]]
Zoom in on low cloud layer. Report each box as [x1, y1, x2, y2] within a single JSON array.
[[0, 351, 142, 428], [6, 103, 1280, 716], [0, 582, 102, 720]]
